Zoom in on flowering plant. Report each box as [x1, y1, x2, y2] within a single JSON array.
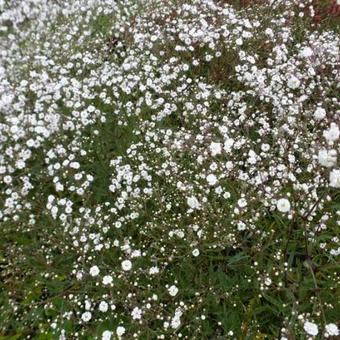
[[0, 0, 339, 338]]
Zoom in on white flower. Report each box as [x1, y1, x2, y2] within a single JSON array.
[[102, 330, 112, 340], [277, 198, 291, 213], [131, 249, 141, 258], [171, 317, 181, 329], [264, 277, 272, 286], [323, 123, 339, 143], [237, 221, 246, 231], [187, 196, 200, 209], [121, 260, 132, 271], [318, 149, 337, 167], [224, 138, 234, 153], [330, 169, 340, 188], [313, 107, 326, 120], [238, 198, 247, 208], [192, 248, 200, 257], [3, 175, 12, 184], [99, 301, 109, 312], [102, 275, 113, 285], [168, 285, 178, 297], [149, 266, 159, 275], [131, 306, 142, 320], [89, 265, 100, 277], [85, 300, 91, 310], [236, 38, 243, 46], [209, 142, 222, 156], [265, 28, 274, 37], [116, 326, 126, 337], [300, 47, 313, 58], [81, 311, 92, 322], [206, 174, 217, 186], [325, 323, 339, 336], [304, 321, 318, 336], [287, 75, 301, 89], [171, 307, 183, 329]]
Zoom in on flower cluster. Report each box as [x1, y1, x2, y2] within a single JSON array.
[[0, 0, 339, 338]]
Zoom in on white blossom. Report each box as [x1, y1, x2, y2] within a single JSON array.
[[116, 326, 126, 337], [102, 331, 112, 340], [209, 142, 222, 156], [318, 149, 337, 167], [99, 301, 109, 313], [89, 265, 100, 277], [277, 198, 291, 213], [287, 75, 300, 89], [131, 306, 142, 320], [329, 169, 340, 188], [300, 47, 313, 58], [303, 321, 318, 336], [325, 323, 339, 336], [313, 107, 326, 120], [206, 174, 218, 186], [168, 285, 178, 297], [323, 123, 339, 143], [187, 196, 200, 210], [102, 275, 113, 285], [121, 260, 132, 271], [81, 311, 92, 323], [192, 248, 200, 257]]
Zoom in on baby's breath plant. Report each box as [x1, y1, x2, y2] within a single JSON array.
[[0, 0, 339, 339]]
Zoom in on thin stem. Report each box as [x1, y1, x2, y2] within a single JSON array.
[[306, 258, 326, 334]]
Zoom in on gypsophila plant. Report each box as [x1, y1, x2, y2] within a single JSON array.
[[0, 0, 339, 338]]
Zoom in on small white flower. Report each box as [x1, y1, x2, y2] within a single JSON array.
[[224, 138, 234, 153], [238, 198, 247, 208], [187, 196, 200, 210], [170, 307, 183, 329], [325, 323, 339, 336], [323, 123, 339, 143], [81, 311, 92, 323], [149, 266, 159, 275], [330, 169, 340, 188], [3, 175, 12, 184], [300, 47, 313, 58], [206, 174, 217, 186], [313, 107, 326, 120], [287, 75, 301, 89], [318, 149, 337, 167], [237, 221, 246, 231], [277, 198, 291, 213], [131, 306, 142, 320], [304, 321, 318, 336], [236, 38, 243, 46], [76, 271, 83, 280], [121, 260, 132, 271], [209, 142, 222, 156], [102, 275, 113, 285], [264, 277, 272, 286], [102, 330, 112, 340], [116, 326, 126, 337], [89, 265, 100, 277], [131, 249, 141, 258], [192, 248, 200, 257], [168, 285, 178, 297], [99, 301, 109, 313], [85, 300, 91, 310], [265, 28, 273, 37]]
